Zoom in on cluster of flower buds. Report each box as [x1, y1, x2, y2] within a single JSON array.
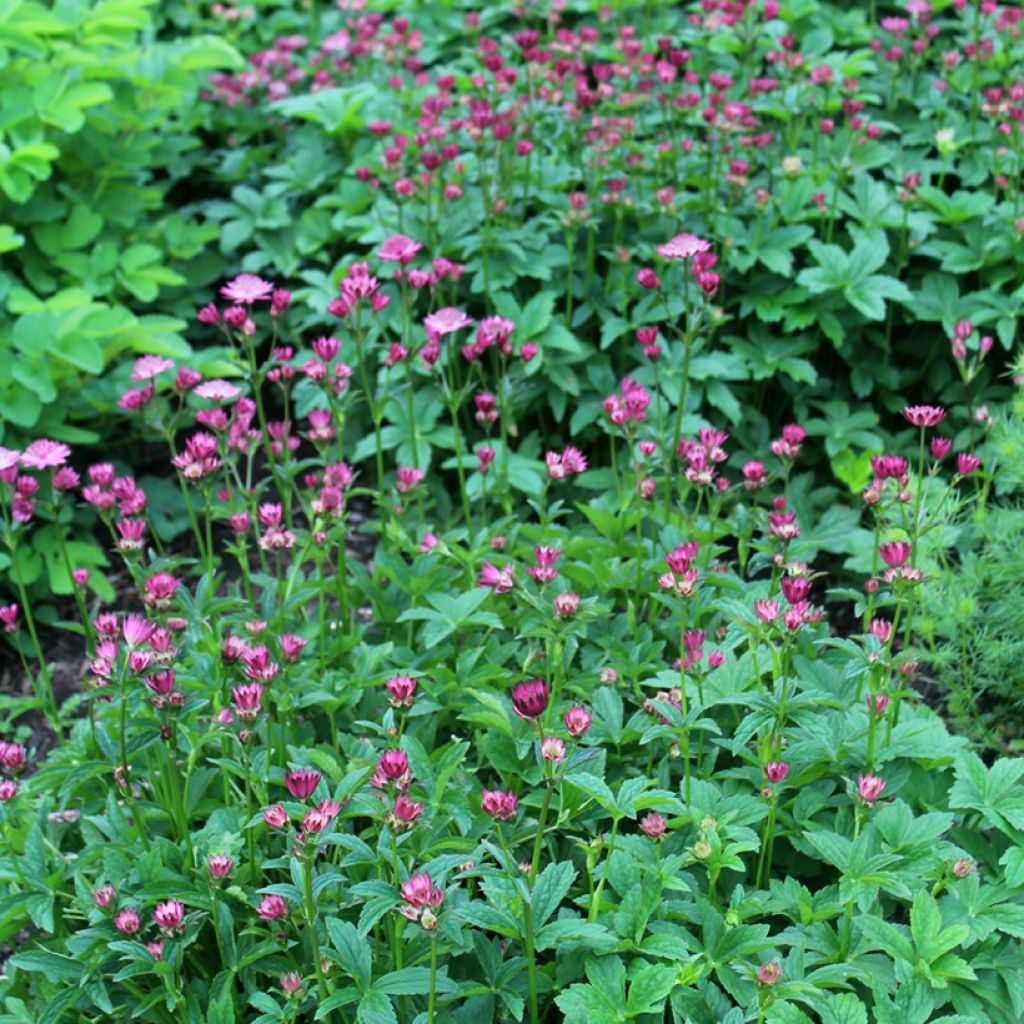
[[545, 445, 587, 480], [528, 546, 561, 584], [0, 740, 26, 801], [372, 749, 412, 792], [658, 542, 700, 597], [481, 789, 518, 821], [479, 561, 515, 593], [301, 337, 354, 399], [678, 429, 730, 490], [474, 393, 498, 425], [399, 873, 444, 930], [636, 326, 661, 361], [462, 315, 515, 362], [770, 424, 806, 462], [603, 377, 651, 429], [330, 261, 389, 319]]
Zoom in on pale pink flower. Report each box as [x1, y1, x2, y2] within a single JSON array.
[[257, 894, 289, 921], [424, 306, 473, 336], [194, 379, 242, 402], [378, 234, 422, 264], [132, 355, 175, 382], [479, 561, 515, 593], [221, 274, 274, 304], [857, 774, 886, 804], [21, 439, 71, 470], [657, 233, 711, 260], [902, 405, 946, 428]]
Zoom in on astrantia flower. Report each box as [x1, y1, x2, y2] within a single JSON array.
[[0, 448, 21, 473], [284, 768, 321, 800], [424, 306, 473, 336], [263, 804, 288, 829], [879, 541, 912, 568], [858, 774, 886, 804], [957, 452, 982, 476], [21, 439, 71, 471], [902, 405, 945, 427], [396, 467, 425, 494], [122, 613, 156, 648], [132, 355, 175, 382], [479, 561, 515, 593], [402, 870, 444, 909], [257, 895, 289, 921], [152, 900, 185, 935], [194, 379, 242, 402], [564, 705, 592, 737], [221, 274, 274, 305], [765, 761, 789, 784], [0, 604, 19, 634], [481, 789, 518, 821], [114, 908, 140, 935], [378, 234, 422, 264], [511, 679, 549, 720], [757, 962, 782, 986], [208, 854, 234, 878], [640, 812, 666, 841], [541, 736, 566, 763], [657, 233, 711, 260], [385, 674, 418, 707]]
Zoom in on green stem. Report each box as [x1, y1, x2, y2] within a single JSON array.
[[427, 933, 438, 1024], [302, 856, 331, 1017], [10, 543, 58, 728], [530, 782, 554, 881], [448, 399, 474, 537], [588, 818, 620, 922]]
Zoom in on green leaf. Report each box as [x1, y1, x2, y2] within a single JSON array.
[[626, 963, 678, 1014], [566, 772, 619, 818], [180, 36, 245, 71], [375, 967, 446, 996], [356, 989, 396, 1024], [327, 918, 372, 990], [820, 993, 868, 1024], [531, 861, 577, 929], [8, 948, 84, 983]]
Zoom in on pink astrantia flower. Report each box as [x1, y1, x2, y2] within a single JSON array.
[[221, 274, 274, 304], [378, 234, 422, 264], [152, 899, 185, 935], [902, 405, 946, 427], [957, 453, 982, 475], [257, 894, 289, 921], [640, 812, 667, 841], [0, 448, 21, 473], [857, 774, 886, 804], [564, 705, 592, 737], [194, 379, 242, 402], [657, 233, 711, 259], [879, 541, 912, 569], [285, 768, 322, 800], [21, 439, 71, 470], [396, 467, 425, 494], [511, 679, 549, 719], [114, 908, 140, 935], [481, 789, 518, 821], [132, 355, 175, 382], [423, 307, 474, 336], [479, 561, 515, 593]]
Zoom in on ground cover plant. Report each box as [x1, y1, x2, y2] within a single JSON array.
[[2, 1, 1024, 1023]]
